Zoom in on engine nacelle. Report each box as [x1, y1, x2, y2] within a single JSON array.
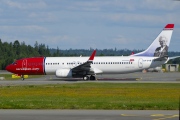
[[56, 69, 72, 78]]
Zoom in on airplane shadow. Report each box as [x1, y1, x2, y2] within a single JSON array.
[[46, 78, 139, 82]]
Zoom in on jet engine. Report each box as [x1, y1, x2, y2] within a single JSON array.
[[56, 69, 72, 78]]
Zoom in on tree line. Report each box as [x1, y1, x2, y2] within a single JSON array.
[[0, 39, 179, 70], [0, 40, 51, 69]]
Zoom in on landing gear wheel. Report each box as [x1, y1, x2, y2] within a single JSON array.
[[90, 75, 96, 80], [83, 76, 89, 81], [21, 75, 25, 81]]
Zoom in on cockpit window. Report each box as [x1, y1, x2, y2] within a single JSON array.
[[12, 62, 17, 65]]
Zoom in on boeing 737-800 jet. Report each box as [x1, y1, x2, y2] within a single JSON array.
[[6, 24, 179, 80]]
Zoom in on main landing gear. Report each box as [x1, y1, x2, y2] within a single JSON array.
[[83, 75, 96, 81]]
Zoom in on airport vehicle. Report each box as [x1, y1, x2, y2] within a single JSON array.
[[6, 24, 179, 80]]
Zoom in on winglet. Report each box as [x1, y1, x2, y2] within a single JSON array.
[[88, 50, 96, 61]]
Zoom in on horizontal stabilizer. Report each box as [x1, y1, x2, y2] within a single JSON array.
[[154, 56, 180, 64], [168, 56, 180, 60], [154, 56, 168, 61]]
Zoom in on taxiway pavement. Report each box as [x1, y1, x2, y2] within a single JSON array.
[[0, 71, 179, 120], [0, 72, 180, 86], [0, 110, 179, 120]]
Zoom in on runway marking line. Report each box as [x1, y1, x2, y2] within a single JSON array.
[[151, 114, 164, 117], [121, 114, 138, 116], [121, 114, 179, 120], [136, 77, 142, 81], [152, 114, 179, 120]]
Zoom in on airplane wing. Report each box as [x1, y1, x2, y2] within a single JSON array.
[[72, 50, 96, 73]]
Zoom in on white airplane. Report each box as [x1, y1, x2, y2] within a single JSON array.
[[6, 24, 179, 80]]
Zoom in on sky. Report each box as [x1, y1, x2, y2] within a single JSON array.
[[0, 0, 180, 51]]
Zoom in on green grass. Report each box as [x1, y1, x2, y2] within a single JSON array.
[[0, 83, 179, 109]]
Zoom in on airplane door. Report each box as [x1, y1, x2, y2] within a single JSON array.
[[22, 59, 27, 69], [138, 58, 143, 68], [72, 61, 77, 67], [72, 61, 79, 67]]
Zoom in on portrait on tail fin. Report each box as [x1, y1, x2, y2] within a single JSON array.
[[132, 24, 173, 57], [154, 36, 168, 57]]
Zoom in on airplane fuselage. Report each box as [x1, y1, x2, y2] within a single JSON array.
[[46, 56, 163, 74], [6, 56, 165, 76]]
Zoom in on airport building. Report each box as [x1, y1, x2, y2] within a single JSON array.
[[165, 64, 179, 72], [145, 64, 180, 72]]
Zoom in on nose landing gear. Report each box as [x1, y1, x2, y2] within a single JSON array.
[[21, 75, 25, 81]]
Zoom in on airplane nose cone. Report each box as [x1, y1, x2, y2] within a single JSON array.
[[6, 65, 11, 72]]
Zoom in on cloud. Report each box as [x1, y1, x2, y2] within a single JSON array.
[[0, 8, 3, 13], [106, 13, 180, 25], [41, 35, 81, 46], [4, 0, 47, 10], [65, 0, 180, 13], [28, 12, 58, 23], [55, 0, 138, 12], [68, 1, 101, 12], [0, 0, 179, 51], [141, 0, 180, 10], [113, 35, 128, 44], [0, 25, 48, 35]]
